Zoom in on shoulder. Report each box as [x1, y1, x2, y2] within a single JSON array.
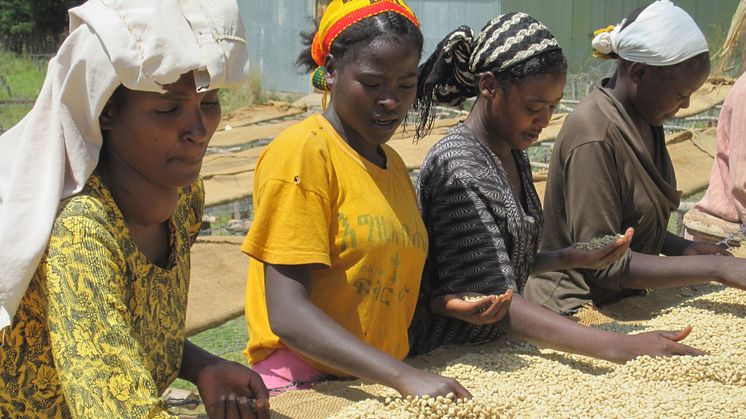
[[48, 176, 123, 259], [55, 176, 113, 231], [176, 176, 204, 225], [557, 89, 617, 152], [420, 125, 494, 185], [263, 114, 334, 158]]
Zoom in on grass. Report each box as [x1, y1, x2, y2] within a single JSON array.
[[0, 51, 277, 131], [171, 315, 250, 391], [0, 51, 47, 131]]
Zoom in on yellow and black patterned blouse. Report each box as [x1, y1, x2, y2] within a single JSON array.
[[0, 173, 203, 418]]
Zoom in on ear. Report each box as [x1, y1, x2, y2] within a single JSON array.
[[99, 103, 114, 131], [324, 54, 337, 89], [628, 62, 648, 85], [478, 73, 499, 99]]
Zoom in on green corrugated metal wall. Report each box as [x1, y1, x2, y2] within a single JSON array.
[[499, 0, 739, 71], [241, 0, 741, 93]]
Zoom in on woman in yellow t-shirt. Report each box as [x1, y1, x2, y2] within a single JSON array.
[[242, 0, 470, 399], [0, 1, 268, 417]]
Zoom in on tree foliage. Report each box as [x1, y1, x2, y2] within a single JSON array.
[[0, 0, 85, 37]]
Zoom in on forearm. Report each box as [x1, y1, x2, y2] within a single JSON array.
[[661, 231, 691, 256], [618, 252, 719, 289], [265, 264, 416, 392], [530, 250, 567, 275], [179, 339, 223, 384], [498, 295, 623, 362], [270, 299, 416, 390]]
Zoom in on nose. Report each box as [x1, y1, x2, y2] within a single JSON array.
[[536, 108, 552, 129], [377, 88, 399, 112], [184, 107, 209, 144], [679, 96, 691, 110]]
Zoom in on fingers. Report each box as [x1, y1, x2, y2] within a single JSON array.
[[226, 394, 240, 419], [205, 395, 227, 419], [717, 247, 734, 256], [652, 325, 706, 355], [450, 379, 473, 400], [672, 342, 708, 356], [657, 324, 693, 342], [471, 296, 495, 314], [621, 227, 634, 243], [248, 374, 270, 418], [472, 290, 513, 324], [238, 396, 257, 419], [253, 396, 270, 419]]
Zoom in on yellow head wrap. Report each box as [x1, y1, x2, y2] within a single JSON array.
[[311, 0, 420, 67]]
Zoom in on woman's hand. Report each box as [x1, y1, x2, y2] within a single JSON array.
[[431, 289, 513, 325], [394, 367, 472, 399], [196, 360, 270, 419], [608, 325, 707, 363], [681, 241, 732, 256], [565, 227, 634, 270]]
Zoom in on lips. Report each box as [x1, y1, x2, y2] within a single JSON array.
[[524, 131, 541, 141], [173, 155, 204, 166], [372, 117, 398, 127]]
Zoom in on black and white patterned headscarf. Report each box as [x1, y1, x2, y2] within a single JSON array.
[[415, 12, 560, 137]]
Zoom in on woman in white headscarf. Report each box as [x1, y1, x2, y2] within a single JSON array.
[[525, 0, 746, 314], [0, 1, 269, 417]]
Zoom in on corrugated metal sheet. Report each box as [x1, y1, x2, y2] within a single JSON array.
[[501, 0, 740, 71], [239, 0, 316, 93], [241, 0, 740, 94]]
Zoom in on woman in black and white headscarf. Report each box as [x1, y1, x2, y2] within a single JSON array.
[[409, 12, 705, 361], [525, 0, 746, 315]]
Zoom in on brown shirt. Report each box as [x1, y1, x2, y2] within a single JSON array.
[[523, 86, 680, 313]]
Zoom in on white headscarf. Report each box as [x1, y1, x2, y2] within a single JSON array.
[[591, 0, 709, 66], [0, 0, 250, 330]]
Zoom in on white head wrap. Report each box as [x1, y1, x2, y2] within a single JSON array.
[[0, 0, 250, 330], [591, 0, 709, 66]]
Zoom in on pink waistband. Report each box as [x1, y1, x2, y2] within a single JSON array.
[[252, 348, 328, 395]]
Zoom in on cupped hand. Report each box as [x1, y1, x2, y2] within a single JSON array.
[[567, 227, 634, 270], [611, 325, 707, 363], [394, 367, 472, 400], [682, 241, 732, 256], [432, 289, 513, 325], [196, 360, 270, 419]]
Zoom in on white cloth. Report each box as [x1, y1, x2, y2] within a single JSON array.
[[0, 0, 250, 330], [591, 0, 708, 66]]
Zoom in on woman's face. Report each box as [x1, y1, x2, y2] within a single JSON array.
[[631, 56, 710, 126], [325, 37, 420, 149], [487, 72, 565, 151], [100, 73, 220, 188]]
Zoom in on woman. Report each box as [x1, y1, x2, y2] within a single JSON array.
[[409, 12, 705, 361], [524, 0, 746, 314], [685, 68, 746, 242], [241, 0, 469, 399], [0, 1, 269, 417]]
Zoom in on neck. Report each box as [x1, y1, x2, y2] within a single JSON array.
[[605, 74, 655, 152], [606, 74, 648, 128], [98, 160, 179, 229], [464, 101, 512, 161], [322, 108, 386, 167]]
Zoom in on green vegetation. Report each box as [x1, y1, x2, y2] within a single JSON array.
[[0, 0, 82, 39], [0, 51, 46, 131], [171, 316, 250, 391], [219, 70, 264, 115]]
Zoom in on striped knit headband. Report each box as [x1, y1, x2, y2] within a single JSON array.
[[427, 12, 560, 107], [310, 0, 420, 91]]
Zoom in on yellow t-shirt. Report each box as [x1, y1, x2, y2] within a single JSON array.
[[0, 174, 202, 418], [242, 114, 428, 375]]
